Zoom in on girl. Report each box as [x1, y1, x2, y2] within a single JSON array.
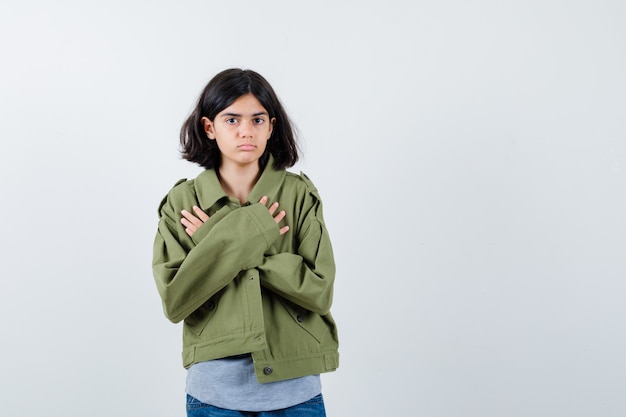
[[152, 69, 339, 416]]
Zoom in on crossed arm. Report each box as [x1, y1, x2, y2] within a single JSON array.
[[154, 192, 335, 321], [177, 195, 335, 315], [181, 196, 290, 237]]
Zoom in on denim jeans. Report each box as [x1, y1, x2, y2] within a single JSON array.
[[186, 393, 326, 417]]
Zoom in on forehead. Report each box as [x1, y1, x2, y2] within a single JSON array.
[[219, 93, 268, 116]]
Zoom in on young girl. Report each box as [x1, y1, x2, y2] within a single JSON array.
[[152, 69, 339, 416]]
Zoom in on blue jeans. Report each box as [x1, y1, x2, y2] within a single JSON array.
[[186, 394, 326, 417]]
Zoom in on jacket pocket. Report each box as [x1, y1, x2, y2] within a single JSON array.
[[184, 294, 220, 336], [280, 300, 328, 343]]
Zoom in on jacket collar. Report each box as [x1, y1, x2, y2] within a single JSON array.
[[195, 155, 286, 210]]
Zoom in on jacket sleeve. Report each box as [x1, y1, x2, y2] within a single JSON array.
[[152, 197, 280, 323], [257, 187, 336, 315]]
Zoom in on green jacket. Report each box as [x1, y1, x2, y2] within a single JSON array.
[[152, 159, 339, 383]]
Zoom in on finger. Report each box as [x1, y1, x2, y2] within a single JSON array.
[[181, 209, 203, 228], [279, 225, 290, 236], [259, 196, 268, 206], [192, 205, 209, 222], [273, 210, 286, 224], [180, 217, 197, 236], [268, 202, 280, 216]]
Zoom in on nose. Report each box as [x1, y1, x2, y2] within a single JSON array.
[[238, 121, 254, 137]]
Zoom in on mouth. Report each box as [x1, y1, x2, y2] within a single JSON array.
[[238, 144, 256, 151]]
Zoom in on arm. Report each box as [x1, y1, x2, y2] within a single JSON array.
[[258, 191, 336, 315], [182, 197, 289, 240], [152, 198, 280, 323]]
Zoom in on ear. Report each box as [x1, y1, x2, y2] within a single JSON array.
[[201, 117, 216, 140]]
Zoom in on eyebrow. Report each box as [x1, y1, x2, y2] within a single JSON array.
[[221, 111, 269, 117]]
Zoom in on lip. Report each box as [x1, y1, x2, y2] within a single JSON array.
[[238, 144, 256, 151]]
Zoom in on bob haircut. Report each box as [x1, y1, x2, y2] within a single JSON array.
[[180, 68, 299, 170]]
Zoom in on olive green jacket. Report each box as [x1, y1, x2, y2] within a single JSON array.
[[152, 159, 339, 383]]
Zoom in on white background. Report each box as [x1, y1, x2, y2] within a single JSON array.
[[1, 1, 625, 416]]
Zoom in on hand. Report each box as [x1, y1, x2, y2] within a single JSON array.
[[260, 196, 289, 235], [181, 205, 209, 237]]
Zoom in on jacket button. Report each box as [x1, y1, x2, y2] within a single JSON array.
[[296, 314, 304, 323], [263, 366, 273, 375]]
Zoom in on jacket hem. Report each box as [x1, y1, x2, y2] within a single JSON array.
[[252, 351, 340, 383]]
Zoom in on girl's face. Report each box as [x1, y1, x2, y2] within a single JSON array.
[[202, 93, 275, 170]]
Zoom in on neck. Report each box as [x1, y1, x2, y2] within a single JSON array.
[[217, 161, 261, 204]]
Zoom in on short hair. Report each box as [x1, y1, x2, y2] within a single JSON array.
[[180, 69, 299, 170]]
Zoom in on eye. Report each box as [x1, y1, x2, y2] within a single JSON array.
[[253, 117, 265, 125], [225, 117, 238, 125]]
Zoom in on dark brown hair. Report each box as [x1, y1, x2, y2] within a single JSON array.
[[180, 69, 299, 170]]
